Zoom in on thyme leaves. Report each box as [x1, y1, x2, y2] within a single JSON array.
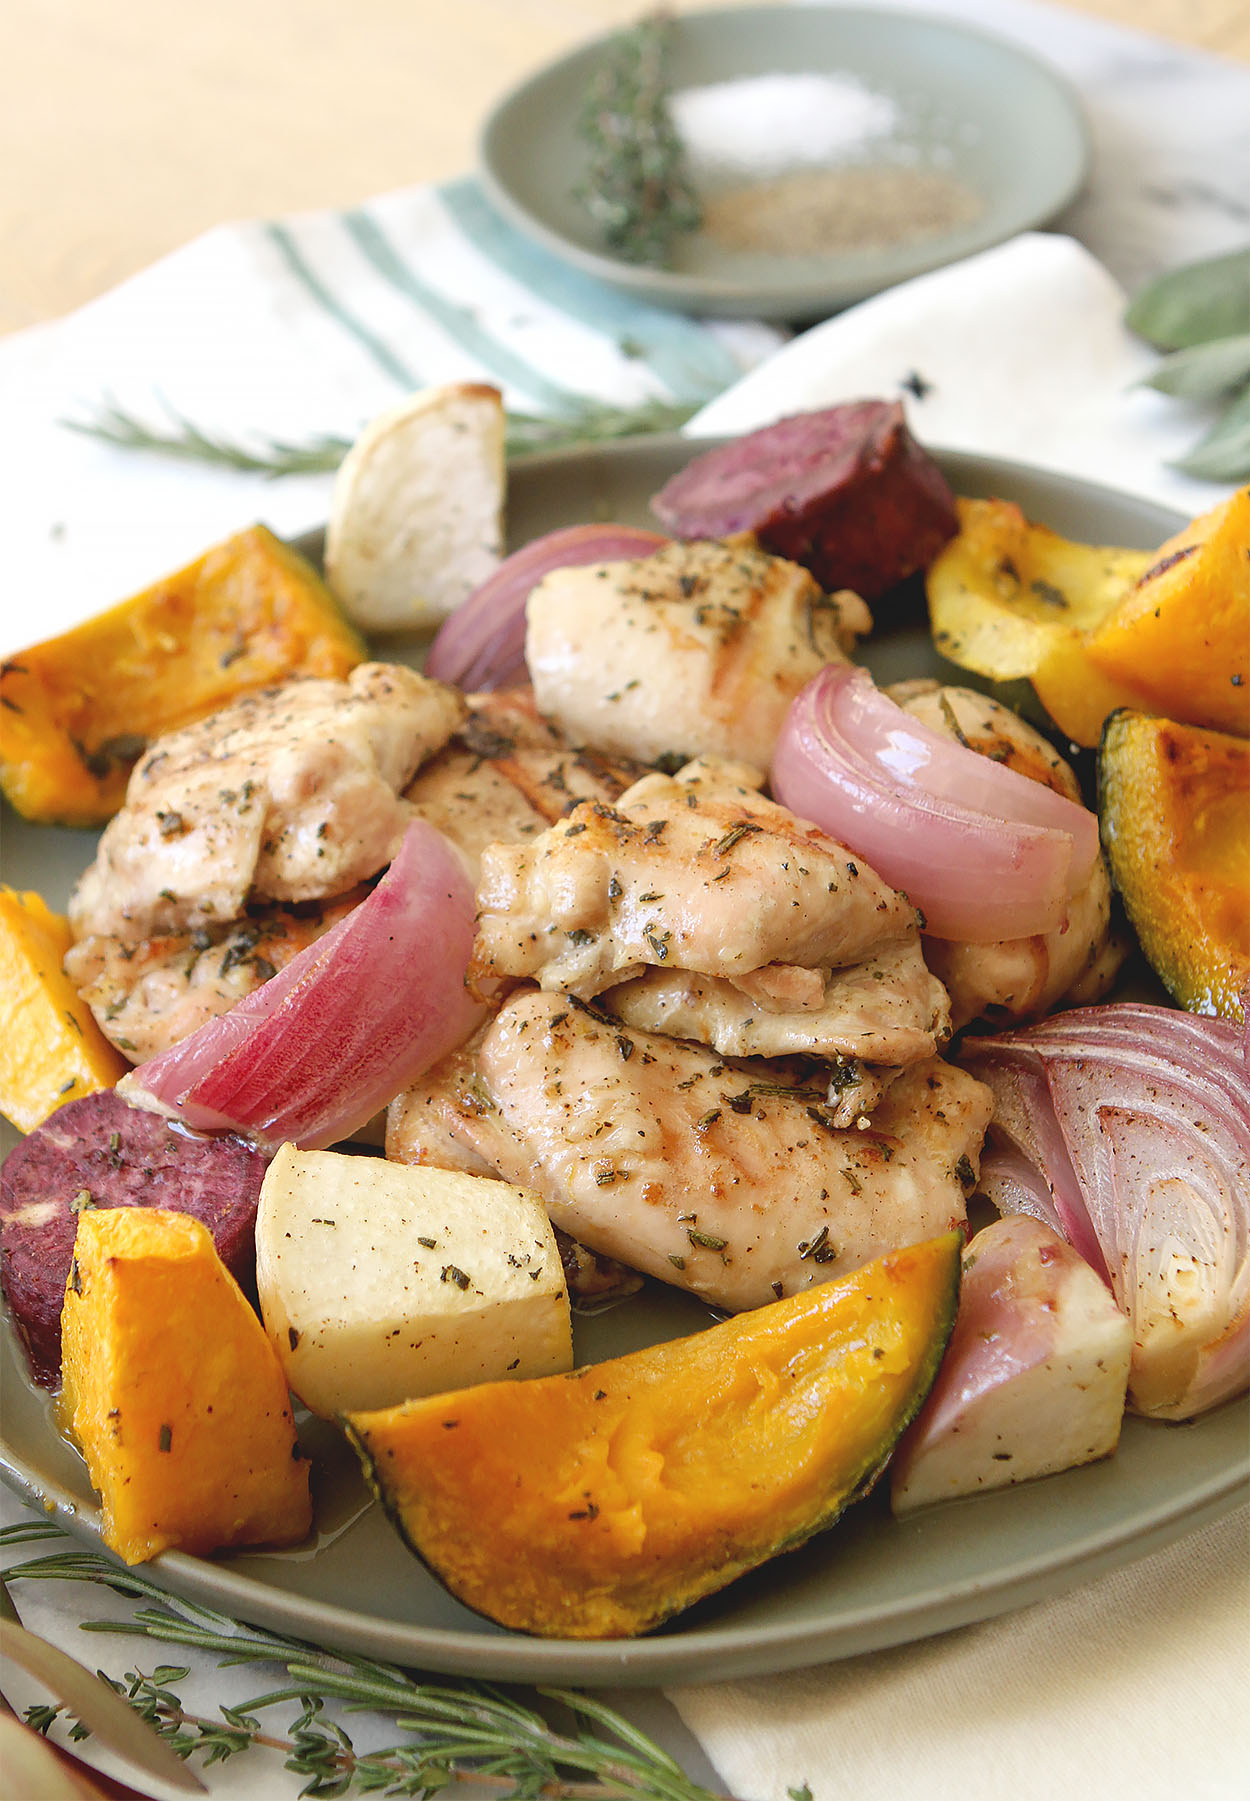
[[0, 1524, 737, 1800], [574, 11, 703, 267]]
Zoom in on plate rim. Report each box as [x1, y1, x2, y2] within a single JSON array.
[[476, 2, 1092, 320], [2, 436, 1246, 1687], [1, 1422, 1245, 1685]]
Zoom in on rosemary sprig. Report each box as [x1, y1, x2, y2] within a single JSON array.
[[61, 401, 353, 478], [0, 1524, 735, 1800], [60, 394, 701, 480], [575, 10, 703, 267]]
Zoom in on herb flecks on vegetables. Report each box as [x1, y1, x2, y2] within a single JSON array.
[[575, 10, 703, 268], [0, 1523, 735, 1800]]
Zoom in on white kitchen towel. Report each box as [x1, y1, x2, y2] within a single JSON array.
[[670, 1502, 1250, 1801], [0, 175, 783, 656], [0, 204, 1236, 664]]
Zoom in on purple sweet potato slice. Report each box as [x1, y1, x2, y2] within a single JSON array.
[[0, 1089, 272, 1386], [651, 400, 958, 601]]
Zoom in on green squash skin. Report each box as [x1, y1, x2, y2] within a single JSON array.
[[343, 1239, 962, 1640]]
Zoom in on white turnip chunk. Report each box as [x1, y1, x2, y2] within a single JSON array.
[[890, 1216, 1130, 1512], [256, 1144, 572, 1418]]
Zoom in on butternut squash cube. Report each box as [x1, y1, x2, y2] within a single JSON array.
[[60, 1208, 311, 1564], [0, 887, 128, 1132], [0, 525, 366, 825], [346, 1234, 960, 1639], [1085, 486, 1250, 738]]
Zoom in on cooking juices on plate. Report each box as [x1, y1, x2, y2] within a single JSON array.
[[1, 398, 1246, 1638]]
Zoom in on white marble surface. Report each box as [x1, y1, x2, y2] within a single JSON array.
[[847, 0, 1250, 287], [1, 3, 1248, 1799]]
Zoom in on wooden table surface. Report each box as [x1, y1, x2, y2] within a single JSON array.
[[2, 0, 1246, 340]]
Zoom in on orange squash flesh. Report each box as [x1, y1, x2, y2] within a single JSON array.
[[1086, 487, 1250, 739], [60, 1208, 312, 1564], [1099, 710, 1250, 1019], [345, 1234, 961, 1639], [0, 887, 128, 1131], [0, 525, 365, 825]]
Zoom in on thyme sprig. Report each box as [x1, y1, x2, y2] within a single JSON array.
[[60, 394, 701, 480], [575, 10, 703, 267], [0, 1525, 734, 1799]]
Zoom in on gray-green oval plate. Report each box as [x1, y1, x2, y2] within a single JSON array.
[[1, 440, 1245, 1686], [477, 5, 1090, 321]]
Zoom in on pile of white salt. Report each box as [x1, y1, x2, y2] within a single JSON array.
[[669, 72, 901, 183]]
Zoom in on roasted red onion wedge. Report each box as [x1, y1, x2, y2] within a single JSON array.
[[121, 822, 485, 1150], [961, 1004, 1250, 1420], [426, 524, 668, 692], [771, 664, 1100, 942]]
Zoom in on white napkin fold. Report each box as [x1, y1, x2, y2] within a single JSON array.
[[670, 1504, 1250, 1801], [687, 231, 1230, 518]]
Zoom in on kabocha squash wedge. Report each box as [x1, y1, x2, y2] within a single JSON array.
[[0, 526, 365, 825], [0, 887, 127, 1132], [1099, 710, 1249, 1019], [1085, 487, 1250, 738], [60, 1208, 311, 1564], [345, 1234, 961, 1640]]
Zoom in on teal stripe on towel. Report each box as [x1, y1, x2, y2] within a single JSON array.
[[263, 222, 420, 389], [342, 208, 581, 411], [439, 176, 742, 404]]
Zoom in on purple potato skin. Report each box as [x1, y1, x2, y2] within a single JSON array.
[[651, 401, 958, 602], [0, 1089, 272, 1386]]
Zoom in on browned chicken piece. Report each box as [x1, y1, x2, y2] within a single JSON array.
[[890, 683, 1126, 1027], [602, 937, 949, 1066], [526, 535, 871, 769], [472, 757, 921, 1010], [554, 1232, 645, 1311], [385, 1023, 642, 1311], [387, 1023, 500, 1177], [64, 891, 365, 1062], [403, 687, 645, 878], [387, 988, 992, 1313], [68, 664, 465, 941]]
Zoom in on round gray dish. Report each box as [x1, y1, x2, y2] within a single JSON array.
[[477, 5, 1091, 321], [3, 439, 1245, 1688]]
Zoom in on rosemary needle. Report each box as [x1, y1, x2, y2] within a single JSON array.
[[61, 401, 353, 479], [60, 394, 702, 480]]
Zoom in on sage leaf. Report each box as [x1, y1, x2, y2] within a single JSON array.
[[1125, 247, 1250, 350], [1169, 383, 1250, 481], [1141, 334, 1250, 400]]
